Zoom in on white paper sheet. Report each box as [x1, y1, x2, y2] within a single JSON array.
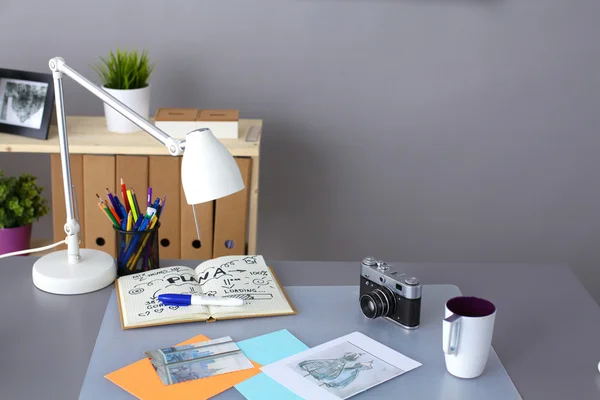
[[261, 332, 421, 400]]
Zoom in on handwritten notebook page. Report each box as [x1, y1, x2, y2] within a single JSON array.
[[117, 266, 210, 328], [194, 255, 295, 319]]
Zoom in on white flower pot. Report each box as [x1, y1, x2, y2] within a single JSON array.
[[102, 85, 151, 133]]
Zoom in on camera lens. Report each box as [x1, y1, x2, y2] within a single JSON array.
[[360, 286, 396, 319]]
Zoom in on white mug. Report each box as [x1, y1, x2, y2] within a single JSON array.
[[442, 296, 496, 379]]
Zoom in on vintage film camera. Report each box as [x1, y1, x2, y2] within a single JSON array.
[[359, 256, 422, 329]]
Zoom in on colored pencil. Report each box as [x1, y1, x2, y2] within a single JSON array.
[[98, 202, 119, 228], [106, 188, 118, 211], [126, 210, 133, 231], [127, 215, 158, 270], [120, 178, 130, 213], [110, 204, 121, 224], [137, 215, 150, 232], [119, 213, 128, 259], [136, 206, 156, 232], [131, 189, 141, 219], [98, 194, 121, 225], [118, 202, 127, 221], [127, 190, 138, 222], [97, 202, 111, 223], [113, 196, 124, 219], [103, 202, 119, 227], [133, 215, 143, 231], [133, 201, 149, 231], [97, 194, 120, 224], [119, 210, 133, 261], [157, 196, 167, 219], [152, 197, 160, 211]]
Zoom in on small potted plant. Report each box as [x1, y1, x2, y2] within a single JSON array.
[[0, 171, 49, 255], [92, 49, 155, 133]]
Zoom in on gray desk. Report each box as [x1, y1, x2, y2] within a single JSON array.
[[79, 285, 520, 399], [1, 258, 600, 399]]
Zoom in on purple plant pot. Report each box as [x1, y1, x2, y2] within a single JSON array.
[[0, 224, 32, 256]]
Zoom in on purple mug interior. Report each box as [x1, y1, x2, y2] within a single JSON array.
[[447, 296, 496, 317]]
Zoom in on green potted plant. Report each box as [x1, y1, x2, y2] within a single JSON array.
[[92, 49, 155, 134], [0, 171, 49, 255]]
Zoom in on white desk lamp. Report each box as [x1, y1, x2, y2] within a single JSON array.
[[31, 57, 244, 295]]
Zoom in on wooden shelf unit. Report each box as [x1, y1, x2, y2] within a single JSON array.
[[0, 116, 262, 257]]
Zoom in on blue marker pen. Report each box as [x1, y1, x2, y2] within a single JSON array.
[[137, 207, 157, 231], [158, 294, 243, 307]]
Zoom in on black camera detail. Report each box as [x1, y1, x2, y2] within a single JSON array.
[[359, 257, 422, 329]]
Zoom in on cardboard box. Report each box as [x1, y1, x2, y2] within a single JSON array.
[[154, 108, 198, 139], [196, 109, 239, 139], [213, 157, 251, 256], [154, 108, 240, 139]]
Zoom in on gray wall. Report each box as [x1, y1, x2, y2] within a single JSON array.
[[3, 1, 600, 301]]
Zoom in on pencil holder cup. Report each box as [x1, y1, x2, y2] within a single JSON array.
[[114, 222, 160, 276]]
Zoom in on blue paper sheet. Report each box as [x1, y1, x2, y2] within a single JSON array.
[[236, 329, 308, 400]]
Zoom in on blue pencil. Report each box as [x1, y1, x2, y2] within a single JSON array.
[[113, 196, 125, 219], [118, 203, 127, 221], [133, 214, 144, 231], [105, 188, 118, 212]]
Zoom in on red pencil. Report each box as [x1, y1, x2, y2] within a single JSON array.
[[120, 178, 130, 213]]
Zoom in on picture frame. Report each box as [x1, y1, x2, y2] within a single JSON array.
[[0, 68, 54, 140]]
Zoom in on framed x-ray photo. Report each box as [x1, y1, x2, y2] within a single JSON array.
[[0, 68, 54, 140]]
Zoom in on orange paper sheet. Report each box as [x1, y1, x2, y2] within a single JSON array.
[[105, 334, 262, 400]]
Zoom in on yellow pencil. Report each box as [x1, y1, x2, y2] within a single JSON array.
[[127, 190, 138, 222], [125, 210, 133, 246], [127, 215, 158, 270], [126, 210, 133, 230]]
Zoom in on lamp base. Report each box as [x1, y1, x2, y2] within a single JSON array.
[[32, 249, 116, 295]]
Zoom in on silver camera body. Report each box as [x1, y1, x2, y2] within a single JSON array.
[[359, 256, 422, 329]]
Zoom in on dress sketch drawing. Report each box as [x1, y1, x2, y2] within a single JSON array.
[[298, 352, 374, 388], [289, 342, 403, 399]]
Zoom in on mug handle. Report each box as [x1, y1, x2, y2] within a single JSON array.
[[443, 313, 461, 355]]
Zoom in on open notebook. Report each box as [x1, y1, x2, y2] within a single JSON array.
[[115, 255, 296, 329]]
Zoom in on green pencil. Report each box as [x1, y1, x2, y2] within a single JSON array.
[[98, 202, 119, 228]]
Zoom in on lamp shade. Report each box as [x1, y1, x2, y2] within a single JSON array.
[[181, 128, 244, 204]]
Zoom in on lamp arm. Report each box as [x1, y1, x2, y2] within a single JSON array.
[[32, 57, 245, 295], [50, 64, 80, 264], [48, 57, 185, 264], [48, 57, 185, 155]]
